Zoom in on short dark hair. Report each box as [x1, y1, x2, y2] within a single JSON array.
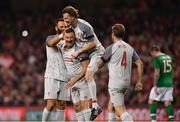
[[64, 27, 75, 34], [62, 6, 79, 18], [55, 18, 64, 26], [150, 44, 160, 52], [112, 24, 125, 38]]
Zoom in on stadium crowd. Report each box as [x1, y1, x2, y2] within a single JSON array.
[[0, 0, 179, 108]]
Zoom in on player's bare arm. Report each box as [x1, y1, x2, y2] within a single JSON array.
[[71, 38, 96, 58], [64, 60, 89, 88], [97, 58, 105, 70], [134, 59, 144, 91], [46, 34, 63, 47], [92, 58, 105, 74], [154, 68, 160, 94]]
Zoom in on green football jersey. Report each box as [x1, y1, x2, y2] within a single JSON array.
[[152, 53, 173, 87]]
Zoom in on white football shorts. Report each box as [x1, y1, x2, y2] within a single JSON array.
[[149, 87, 173, 101], [71, 78, 91, 104], [87, 46, 105, 72], [44, 78, 70, 101], [108, 87, 128, 107]]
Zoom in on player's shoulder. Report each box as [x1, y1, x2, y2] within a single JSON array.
[[161, 53, 173, 61], [118, 41, 134, 50], [107, 43, 115, 49], [165, 53, 172, 58], [77, 18, 92, 28], [154, 54, 164, 61]]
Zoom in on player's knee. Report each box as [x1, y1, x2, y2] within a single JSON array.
[[46, 101, 56, 110], [164, 101, 171, 107], [74, 102, 82, 113], [114, 105, 126, 117], [108, 102, 115, 112], [85, 71, 94, 82], [56, 101, 66, 110], [148, 99, 155, 104], [81, 100, 90, 110]]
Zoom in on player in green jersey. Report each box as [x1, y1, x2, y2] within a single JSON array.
[[148, 45, 174, 122]]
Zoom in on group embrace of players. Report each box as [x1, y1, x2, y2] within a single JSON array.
[[42, 6, 174, 122]]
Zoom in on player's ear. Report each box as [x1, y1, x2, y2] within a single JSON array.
[[55, 26, 58, 31]]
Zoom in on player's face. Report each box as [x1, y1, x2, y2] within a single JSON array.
[[64, 32, 75, 48], [63, 13, 75, 27], [150, 51, 156, 57], [56, 21, 66, 34]]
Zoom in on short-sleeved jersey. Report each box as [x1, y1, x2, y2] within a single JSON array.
[[58, 41, 89, 87], [152, 53, 173, 87], [102, 40, 139, 89], [73, 19, 102, 50], [44, 35, 68, 82]]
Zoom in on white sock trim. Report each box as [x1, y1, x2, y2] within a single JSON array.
[[76, 111, 84, 117], [169, 115, 174, 118], [121, 112, 133, 121], [88, 80, 97, 102], [108, 112, 116, 120], [83, 109, 91, 113], [150, 113, 156, 116], [44, 108, 50, 112], [42, 108, 50, 121], [56, 109, 65, 112]]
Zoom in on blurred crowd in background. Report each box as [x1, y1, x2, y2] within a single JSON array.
[[0, 0, 179, 108]]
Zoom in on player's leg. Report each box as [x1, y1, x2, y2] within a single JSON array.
[[86, 50, 103, 109], [42, 78, 59, 122], [56, 100, 66, 121], [108, 100, 116, 122], [86, 54, 103, 120], [148, 87, 158, 122], [85, 69, 98, 108], [163, 88, 174, 121], [74, 102, 85, 121], [114, 105, 133, 122], [164, 101, 174, 121], [81, 100, 91, 121], [55, 81, 71, 121], [71, 87, 85, 121], [79, 87, 91, 121], [109, 88, 133, 122], [148, 99, 157, 122], [42, 99, 57, 122]]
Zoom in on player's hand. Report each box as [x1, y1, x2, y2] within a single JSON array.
[[71, 50, 81, 58], [154, 86, 158, 95], [64, 81, 74, 89], [135, 82, 143, 91], [58, 33, 63, 39]]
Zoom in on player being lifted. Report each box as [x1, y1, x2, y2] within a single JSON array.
[[148, 45, 174, 122], [62, 6, 105, 120], [58, 28, 92, 121], [42, 18, 70, 122], [93, 24, 143, 122]]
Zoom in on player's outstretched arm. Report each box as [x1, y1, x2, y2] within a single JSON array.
[[71, 38, 96, 58], [79, 38, 96, 53], [46, 34, 63, 47], [134, 59, 144, 91], [64, 60, 89, 88]]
